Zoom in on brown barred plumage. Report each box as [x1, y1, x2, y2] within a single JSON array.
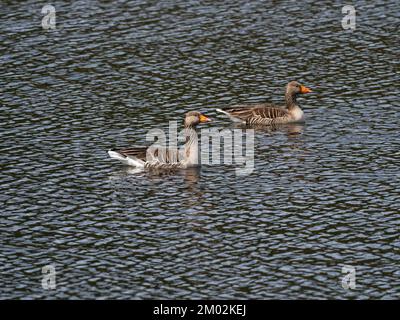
[[108, 111, 210, 170], [216, 81, 312, 126]]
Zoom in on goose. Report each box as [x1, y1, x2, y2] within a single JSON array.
[[108, 111, 211, 169], [216, 81, 312, 125]]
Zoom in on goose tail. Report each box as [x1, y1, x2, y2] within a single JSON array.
[[216, 108, 231, 117], [108, 149, 145, 167], [215, 108, 245, 123]]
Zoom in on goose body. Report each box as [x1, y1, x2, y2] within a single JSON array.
[[108, 111, 211, 170], [216, 81, 312, 125]]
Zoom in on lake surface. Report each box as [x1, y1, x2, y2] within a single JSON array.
[[0, 0, 399, 299]]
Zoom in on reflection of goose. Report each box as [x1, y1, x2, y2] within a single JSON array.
[[250, 123, 304, 136], [108, 111, 211, 169], [286, 124, 304, 136], [183, 166, 201, 185], [216, 81, 312, 125]]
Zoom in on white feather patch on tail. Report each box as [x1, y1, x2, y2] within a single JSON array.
[[215, 108, 245, 123], [108, 150, 145, 168]]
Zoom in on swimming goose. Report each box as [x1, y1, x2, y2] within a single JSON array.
[[108, 111, 211, 169], [216, 81, 312, 125]]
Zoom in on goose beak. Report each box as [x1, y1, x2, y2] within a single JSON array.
[[199, 114, 211, 123], [299, 85, 312, 94]]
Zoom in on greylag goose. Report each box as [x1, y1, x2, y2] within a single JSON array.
[[108, 111, 211, 169], [216, 81, 312, 125]]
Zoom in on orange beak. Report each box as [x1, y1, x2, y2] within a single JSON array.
[[299, 85, 312, 94], [199, 114, 211, 123]]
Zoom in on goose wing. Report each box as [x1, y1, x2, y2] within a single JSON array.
[[146, 145, 181, 164], [218, 104, 288, 122]]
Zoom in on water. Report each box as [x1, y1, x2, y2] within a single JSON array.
[[0, 0, 399, 299]]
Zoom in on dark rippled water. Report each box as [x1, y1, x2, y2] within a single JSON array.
[[1, 0, 399, 299]]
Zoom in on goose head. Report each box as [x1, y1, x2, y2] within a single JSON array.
[[184, 111, 211, 128], [286, 81, 312, 96]]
